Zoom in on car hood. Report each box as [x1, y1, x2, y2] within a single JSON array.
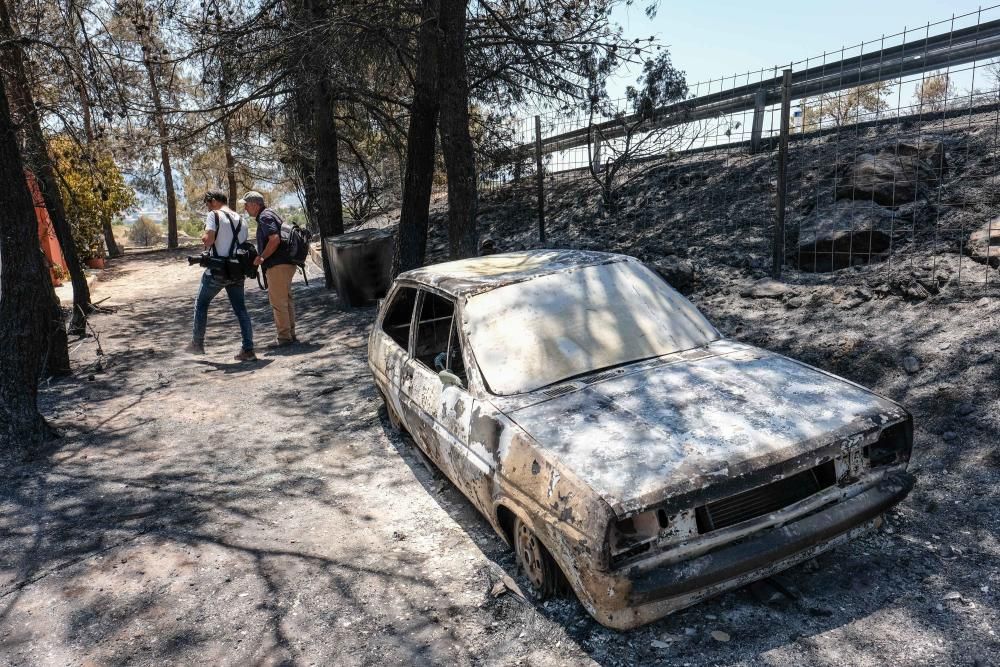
[[502, 340, 906, 516]]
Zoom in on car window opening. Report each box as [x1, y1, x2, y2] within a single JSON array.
[[414, 291, 467, 383], [382, 286, 418, 350]]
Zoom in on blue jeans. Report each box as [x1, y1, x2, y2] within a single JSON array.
[[192, 270, 254, 351]]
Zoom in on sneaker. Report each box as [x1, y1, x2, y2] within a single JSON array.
[[235, 349, 257, 362], [184, 341, 205, 355]]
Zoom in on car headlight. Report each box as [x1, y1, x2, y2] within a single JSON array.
[[864, 419, 913, 467], [609, 508, 698, 566]]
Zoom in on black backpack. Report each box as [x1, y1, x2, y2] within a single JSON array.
[[280, 219, 313, 266], [212, 211, 259, 281], [266, 210, 313, 286]]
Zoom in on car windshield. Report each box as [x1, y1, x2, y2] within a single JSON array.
[[462, 260, 720, 395]]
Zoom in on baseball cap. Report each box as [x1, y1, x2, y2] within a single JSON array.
[[238, 190, 265, 205]]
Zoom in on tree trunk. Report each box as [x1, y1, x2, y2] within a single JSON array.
[[0, 0, 89, 335], [44, 280, 71, 377], [142, 53, 177, 248], [392, 0, 442, 277], [69, 21, 120, 260], [313, 76, 345, 289], [437, 0, 478, 259], [223, 117, 238, 206], [0, 75, 54, 457]]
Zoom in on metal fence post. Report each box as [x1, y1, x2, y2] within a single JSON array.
[[750, 89, 767, 154], [534, 115, 546, 244], [772, 69, 792, 279]]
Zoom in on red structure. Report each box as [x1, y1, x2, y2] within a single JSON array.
[[27, 170, 68, 286]]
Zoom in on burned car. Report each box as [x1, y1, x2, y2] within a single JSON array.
[[368, 250, 914, 630]]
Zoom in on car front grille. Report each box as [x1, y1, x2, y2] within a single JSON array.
[[696, 460, 837, 533]]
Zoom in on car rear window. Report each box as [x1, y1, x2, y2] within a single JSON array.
[[462, 260, 719, 395]]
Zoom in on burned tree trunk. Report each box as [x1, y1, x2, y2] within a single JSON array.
[[313, 76, 345, 289], [392, 0, 441, 276], [0, 0, 89, 335], [437, 0, 478, 259], [0, 76, 55, 457], [223, 117, 239, 207], [290, 69, 318, 225], [142, 50, 177, 249]]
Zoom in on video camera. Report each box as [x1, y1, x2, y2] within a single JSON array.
[[187, 251, 227, 270], [187, 246, 258, 280]]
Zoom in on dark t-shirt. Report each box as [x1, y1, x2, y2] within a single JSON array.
[[255, 208, 293, 269]]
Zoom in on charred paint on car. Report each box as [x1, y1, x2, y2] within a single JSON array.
[[368, 250, 915, 630]]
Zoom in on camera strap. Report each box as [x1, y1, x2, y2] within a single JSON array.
[[210, 210, 243, 259]]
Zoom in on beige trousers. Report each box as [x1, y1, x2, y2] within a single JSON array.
[[266, 263, 296, 342]]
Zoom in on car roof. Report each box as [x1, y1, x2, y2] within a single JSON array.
[[396, 249, 630, 298]]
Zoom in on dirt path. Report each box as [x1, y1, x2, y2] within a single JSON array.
[[1, 249, 997, 666]]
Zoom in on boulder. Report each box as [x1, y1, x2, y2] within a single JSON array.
[[740, 278, 794, 299], [966, 217, 1000, 268], [835, 140, 946, 207], [650, 256, 695, 294], [793, 200, 894, 272]]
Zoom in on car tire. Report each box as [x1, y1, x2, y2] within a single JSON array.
[[378, 389, 404, 432], [513, 517, 563, 598]]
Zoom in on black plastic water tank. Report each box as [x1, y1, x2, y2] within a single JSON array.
[[324, 228, 395, 307]]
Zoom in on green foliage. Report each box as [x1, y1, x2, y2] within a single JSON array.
[[50, 136, 136, 260], [129, 216, 161, 247], [180, 215, 204, 239], [626, 52, 689, 120], [803, 82, 894, 129]]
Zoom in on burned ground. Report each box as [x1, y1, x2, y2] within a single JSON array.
[[3, 109, 1000, 665], [0, 238, 996, 665]]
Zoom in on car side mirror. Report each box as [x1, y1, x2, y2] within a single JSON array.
[[439, 369, 464, 389]]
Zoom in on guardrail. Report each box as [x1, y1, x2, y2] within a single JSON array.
[[519, 15, 1000, 157]]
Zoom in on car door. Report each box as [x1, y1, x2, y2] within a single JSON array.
[[404, 289, 477, 490], [372, 284, 418, 424]]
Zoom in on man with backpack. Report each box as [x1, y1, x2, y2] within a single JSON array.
[[184, 190, 256, 361], [242, 190, 303, 347]]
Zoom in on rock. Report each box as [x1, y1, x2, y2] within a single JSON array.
[[902, 356, 921, 374], [785, 297, 805, 309], [710, 630, 731, 642], [650, 256, 696, 294], [490, 574, 526, 601], [835, 141, 946, 206], [976, 352, 994, 364], [741, 278, 795, 299], [792, 200, 894, 272], [942, 431, 957, 442], [957, 403, 975, 416], [967, 218, 1000, 268]]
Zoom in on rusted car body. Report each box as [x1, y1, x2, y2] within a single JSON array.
[[368, 250, 914, 630]]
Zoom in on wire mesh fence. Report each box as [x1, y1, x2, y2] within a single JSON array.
[[482, 5, 1000, 290]]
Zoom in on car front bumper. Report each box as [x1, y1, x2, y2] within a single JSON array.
[[579, 470, 915, 630]]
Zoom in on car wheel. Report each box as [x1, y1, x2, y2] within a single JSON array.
[[379, 389, 404, 431], [514, 517, 563, 598]]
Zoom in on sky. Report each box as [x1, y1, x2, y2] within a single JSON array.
[[606, 0, 994, 99]]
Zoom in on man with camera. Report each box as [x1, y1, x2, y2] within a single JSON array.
[[184, 190, 256, 361], [241, 190, 298, 347]]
